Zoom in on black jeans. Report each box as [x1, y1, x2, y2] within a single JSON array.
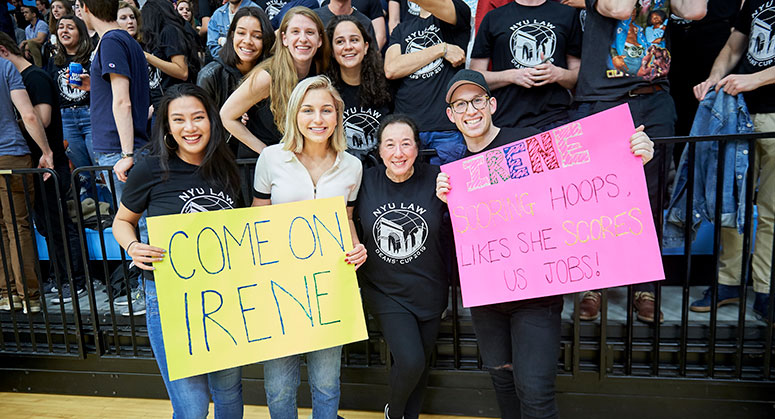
[[374, 310, 442, 419], [471, 297, 563, 419], [33, 165, 85, 289], [576, 90, 677, 292]]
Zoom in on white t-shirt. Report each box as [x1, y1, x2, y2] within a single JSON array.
[[253, 143, 363, 206]]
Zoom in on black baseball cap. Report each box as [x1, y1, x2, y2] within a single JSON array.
[[445, 69, 491, 103]]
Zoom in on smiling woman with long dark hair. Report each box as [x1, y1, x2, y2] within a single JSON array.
[[112, 84, 242, 417]]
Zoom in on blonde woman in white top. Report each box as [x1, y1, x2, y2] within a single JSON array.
[[252, 74, 366, 418]]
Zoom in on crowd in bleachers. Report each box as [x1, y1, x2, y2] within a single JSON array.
[[1, 0, 773, 417]]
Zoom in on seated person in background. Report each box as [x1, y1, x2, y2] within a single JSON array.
[[384, 0, 469, 165], [20, 5, 48, 66]]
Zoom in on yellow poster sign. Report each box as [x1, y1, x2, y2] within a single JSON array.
[[147, 197, 367, 381]]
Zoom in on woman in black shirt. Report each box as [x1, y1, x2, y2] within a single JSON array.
[[355, 114, 451, 419], [112, 84, 243, 417], [325, 15, 391, 166]]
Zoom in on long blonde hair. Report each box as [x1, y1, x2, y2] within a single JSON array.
[[247, 6, 330, 133], [282, 75, 346, 154]]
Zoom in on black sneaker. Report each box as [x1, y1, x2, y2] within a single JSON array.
[[52, 284, 86, 304], [42, 279, 58, 294]]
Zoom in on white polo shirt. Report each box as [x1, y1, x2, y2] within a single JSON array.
[[253, 144, 362, 206]]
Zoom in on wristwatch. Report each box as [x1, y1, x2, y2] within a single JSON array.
[[120, 152, 134, 159]]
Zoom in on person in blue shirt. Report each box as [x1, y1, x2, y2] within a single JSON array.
[[20, 5, 47, 66]]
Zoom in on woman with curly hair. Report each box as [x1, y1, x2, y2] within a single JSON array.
[[220, 6, 330, 159], [326, 15, 391, 166], [197, 6, 274, 158]]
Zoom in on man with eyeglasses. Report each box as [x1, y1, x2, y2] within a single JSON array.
[[437, 69, 654, 418]]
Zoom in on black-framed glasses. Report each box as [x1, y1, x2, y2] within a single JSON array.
[[449, 95, 489, 114]]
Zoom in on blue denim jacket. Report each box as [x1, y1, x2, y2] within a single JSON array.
[[206, 0, 260, 58], [663, 89, 753, 248]]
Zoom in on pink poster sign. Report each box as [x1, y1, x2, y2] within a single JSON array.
[[441, 104, 665, 308]]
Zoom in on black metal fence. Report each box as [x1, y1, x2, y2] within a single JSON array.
[[1, 133, 774, 416]]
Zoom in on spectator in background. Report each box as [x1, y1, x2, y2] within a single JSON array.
[[325, 15, 391, 165], [141, 0, 202, 115], [220, 7, 330, 159], [48, 15, 95, 201], [471, 0, 582, 131], [36, 0, 50, 20], [72, 0, 97, 45], [197, 6, 274, 157], [573, 0, 706, 324], [384, 0, 470, 165], [692, 0, 775, 322], [206, 0, 259, 58], [20, 4, 48, 66], [47, 0, 72, 45], [176, 0, 201, 34], [0, 55, 54, 314], [117, 1, 155, 126], [1, 1, 14, 40], [315, 0, 384, 49], [0, 32, 86, 304], [75, 0, 150, 317]]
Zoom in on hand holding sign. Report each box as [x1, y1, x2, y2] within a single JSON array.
[[147, 197, 368, 381], [441, 104, 664, 307]]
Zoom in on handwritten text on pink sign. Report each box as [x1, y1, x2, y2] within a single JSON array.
[[442, 105, 664, 307]]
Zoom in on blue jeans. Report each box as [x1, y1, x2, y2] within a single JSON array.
[[263, 346, 342, 419], [95, 151, 148, 243], [61, 106, 94, 197], [470, 297, 563, 419], [145, 280, 244, 418], [419, 130, 466, 165]]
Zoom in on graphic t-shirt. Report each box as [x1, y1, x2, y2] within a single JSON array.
[[20, 66, 69, 168], [257, 0, 290, 21], [472, 1, 582, 128], [393, 0, 421, 23], [575, 0, 672, 101], [734, 0, 775, 114], [338, 82, 391, 163], [90, 29, 149, 153], [389, 0, 470, 132], [122, 155, 238, 217], [356, 163, 450, 319], [463, 126, 540, 158], [48, 55, 90, 108]]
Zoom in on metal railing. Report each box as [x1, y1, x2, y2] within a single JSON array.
[[1, 132, 774, 387]]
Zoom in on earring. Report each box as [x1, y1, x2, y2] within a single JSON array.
[[165, 133, 178, 150]]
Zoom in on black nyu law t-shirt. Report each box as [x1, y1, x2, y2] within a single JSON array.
[[575, 0, 673, 101], [356, 163, 450, 319], [734, 0, 775, 114], [472, 1, 581, 128], [21, 66, 69, 168], [339, 83, 391, 162], [47, 55, 91, 108], [389, 0, 470, 132]]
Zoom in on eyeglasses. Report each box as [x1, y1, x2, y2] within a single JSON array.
[[448, 95, 489, 114]]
